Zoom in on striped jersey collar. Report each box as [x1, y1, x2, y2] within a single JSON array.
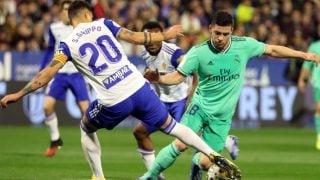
[[209, 38, 231, 54]]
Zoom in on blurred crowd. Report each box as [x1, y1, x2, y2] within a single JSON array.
[[0, 0, 320, 58]]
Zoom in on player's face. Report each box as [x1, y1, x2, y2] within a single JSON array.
[[144, 28, 162, 55], [209, 24, 233, 51]]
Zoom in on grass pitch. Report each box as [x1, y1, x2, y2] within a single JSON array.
[[0, 126, 320, 180]]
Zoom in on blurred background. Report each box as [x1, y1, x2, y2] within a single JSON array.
[[0, 0, 319, 129]]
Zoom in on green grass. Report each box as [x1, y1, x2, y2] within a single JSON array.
[[0, 126, 320, 180]]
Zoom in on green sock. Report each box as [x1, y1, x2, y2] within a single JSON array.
[[192, 152, 201, 168], [315, 114, 320, 137], [145, 143, 181, 178]]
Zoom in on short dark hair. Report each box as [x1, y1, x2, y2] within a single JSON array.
[[211, 11, 234, 27], [141, 21, 163, 32], [68, 0, 92, 20]]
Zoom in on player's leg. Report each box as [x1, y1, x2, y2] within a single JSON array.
[[135, 91, 211, 179], [313, 87, 320, 150], [43, 75, 68, 157], [80, 116, 105, 180], [191, 118, 241, 179], [82, 96, 137, 179], [43, 96, 63, 157], [133, 123, 156, 170]]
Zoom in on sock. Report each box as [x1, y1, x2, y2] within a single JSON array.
[[44, 113, 60, 141], [80, 127, 104, 179], [167, 122, 216, 157], [146, 143, 181, 178], [138, 148, 155, 170], [315, 114, 320, 140]]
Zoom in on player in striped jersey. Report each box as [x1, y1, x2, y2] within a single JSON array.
[[0, 2, 240, 180], [39, 0, 90, 157]]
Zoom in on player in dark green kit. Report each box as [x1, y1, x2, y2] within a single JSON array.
[[139, 11, 320, 180], [298, 40, 320, 150]]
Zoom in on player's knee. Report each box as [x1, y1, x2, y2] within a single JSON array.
[[43, 106, 54, 116], [133, 125, 149, 140]]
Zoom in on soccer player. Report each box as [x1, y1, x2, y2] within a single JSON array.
[[141, 11, 320, 180], [40, 0, 90, 157], [0, 2, 240, 180], [298, 40, 320, 150], [134, 21, 240, 179]]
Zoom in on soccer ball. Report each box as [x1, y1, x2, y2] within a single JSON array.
[[206, 164, 228, 180]]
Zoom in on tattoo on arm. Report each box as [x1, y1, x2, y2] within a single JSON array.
[[121, 29, 135, 37], [21, 73, 43, 94], [50, 60, 61, 67]]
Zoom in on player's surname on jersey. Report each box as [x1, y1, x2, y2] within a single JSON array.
[[72, 25, 102, 43]]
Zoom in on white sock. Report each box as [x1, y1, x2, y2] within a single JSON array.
[[168, 123, 217, 156], [138, 148, 155, 170], [137, 148, 165, 178], [44, 113, 60, 141], [80, 127, 104, 179]]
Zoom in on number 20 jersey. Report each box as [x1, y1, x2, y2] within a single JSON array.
[[55, 19, 146, 106]]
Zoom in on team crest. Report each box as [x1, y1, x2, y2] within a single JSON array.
[[162, 63, 167, 70]]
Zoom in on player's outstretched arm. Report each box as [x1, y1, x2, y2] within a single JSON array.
[[144, 69, 186, 85], [0, 60, 63, 109], [264, 44, 320, 65], [118, 25, 184, 45]]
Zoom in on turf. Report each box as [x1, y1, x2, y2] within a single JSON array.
[[0, 126, 319, 180]]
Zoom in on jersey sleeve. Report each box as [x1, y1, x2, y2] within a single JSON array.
[[245, 37, 265, 58], [52, 42, 72, 65], [103, 19, 122, 38], [177, 47, 199, 76], [303, 43, 316, 70], [171, 48, 184, 68]]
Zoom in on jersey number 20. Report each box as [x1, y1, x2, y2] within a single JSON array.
[[79, 35, 122, 75]]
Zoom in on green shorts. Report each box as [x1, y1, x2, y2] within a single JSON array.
[[181, 100, 232, 153]]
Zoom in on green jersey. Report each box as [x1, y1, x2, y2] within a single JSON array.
[[303, 41, 320, 88], [178, 36, 265, 119]]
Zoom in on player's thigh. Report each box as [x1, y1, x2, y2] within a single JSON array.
[[78, 100, 89, 116], [132, 83, 169, 129], [202, 118, 232, 153], [180, 102, 204, 134]]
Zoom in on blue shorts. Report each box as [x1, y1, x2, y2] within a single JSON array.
[[142, 98, 187, 133], [46, 73, 89, 101], [86, 83, 168, 130]]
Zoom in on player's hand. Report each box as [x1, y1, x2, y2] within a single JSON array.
[[0, 93, 22, 109], [144, 68, 160, 83], [164, 25, 184, 40], [304, 53, 320, 65]]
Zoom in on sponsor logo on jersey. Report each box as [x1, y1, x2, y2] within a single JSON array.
[[103, 65, 132, 89]]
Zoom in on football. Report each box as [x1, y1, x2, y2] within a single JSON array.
[[206, 164, 228, 180]]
